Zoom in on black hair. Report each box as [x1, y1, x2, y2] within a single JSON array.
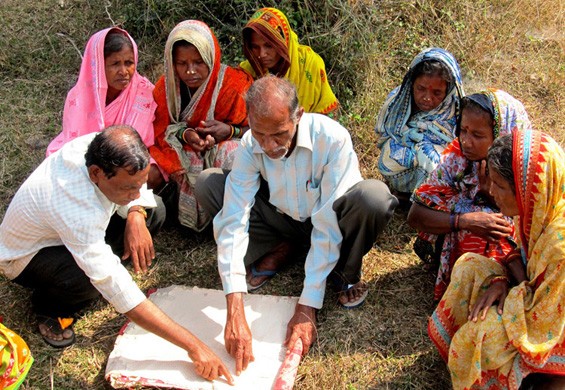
[[412, 60, 453, 84], [85, 125, 149, 178], [487, 134, 515, 193], [456, 96, 495, 137], [104, 31, 134, 59]]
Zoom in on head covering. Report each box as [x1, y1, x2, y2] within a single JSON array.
[[164, 20, 222, 125], [376, 47, 465, 140], [1, 323, 33, 390], [375, 48, 465, 192], [240, 8, 338, 114], [46, 27, 156, 156]]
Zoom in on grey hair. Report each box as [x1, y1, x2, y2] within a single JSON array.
[[104, 31, 134, 58], [245, 75, 300, 122], [487, 133, 515, 192]]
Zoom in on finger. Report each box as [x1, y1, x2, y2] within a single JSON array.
[[208, 365, 218, 381], [121, 247, 130, 261], [242, 345, 253, 371], [130, 251, 140, 273], [219, 364, 234, 385], [149, 242, 156, 260], [235, 345, 244, 375], [498, 291, 508, 314], [194, 361, 204, 376]]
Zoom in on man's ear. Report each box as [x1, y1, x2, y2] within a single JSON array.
[[296, 107, 305, 122], [88, 165, 102, 184]]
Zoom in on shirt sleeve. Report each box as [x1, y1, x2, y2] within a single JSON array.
[[213, 140, 261, 295], [299, 134, 360, 309], [58, 214, 146, 313]]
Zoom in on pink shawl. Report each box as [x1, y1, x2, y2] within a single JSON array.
[[46, 27, 156, 156]]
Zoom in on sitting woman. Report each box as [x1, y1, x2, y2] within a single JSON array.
[[149, 20, 252, 231], [429, 130, 565, 390], [375, 48, 464, 199], [240, 7, 338, 114], [408, 89, 532, 300], [46, 27, 157, 182]]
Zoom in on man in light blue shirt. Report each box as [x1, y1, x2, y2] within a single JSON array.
[[196, 76, 397, 375]]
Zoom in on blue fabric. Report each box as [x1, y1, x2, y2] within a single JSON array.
[[375, 48, 464, 193]]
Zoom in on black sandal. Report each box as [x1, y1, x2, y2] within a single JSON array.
[[37, 315, 75, 348]]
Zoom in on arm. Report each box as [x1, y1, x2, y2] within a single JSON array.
[[214, 135, 261, 372], [126, 299, 233, 384], [407, 202, 513, 241], [224, 293, 254, 375]]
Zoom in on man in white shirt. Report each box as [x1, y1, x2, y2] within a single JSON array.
[[195, 76, 398, 375], [0, 126, 233, 384]]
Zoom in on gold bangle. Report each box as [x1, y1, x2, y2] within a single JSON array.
[[228, 125, 235, 140]]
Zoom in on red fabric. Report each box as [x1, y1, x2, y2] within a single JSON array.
[[149, 68, 252, 175]]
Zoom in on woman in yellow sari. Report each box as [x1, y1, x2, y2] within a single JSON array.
[[240, 7, 338, 114], [428, 130, 565, 389]]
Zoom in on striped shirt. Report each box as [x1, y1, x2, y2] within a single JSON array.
[[0, 133, 155, 313], [214, 113, 363, 309]]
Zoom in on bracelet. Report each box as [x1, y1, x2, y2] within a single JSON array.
[[233, 126, 241, 138], [182, 128, 198, 144], [449, 212, 461, 232], [489, 275, 509, 286], [128, 206, 147, 219], [228, 125, 235, 140]]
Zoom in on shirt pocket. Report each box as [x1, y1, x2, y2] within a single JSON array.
[[305, 180, 321, 213]]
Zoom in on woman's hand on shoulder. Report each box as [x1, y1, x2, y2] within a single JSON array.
[[469, 279, 509, 322], [458, 212, 512, 241], [196, 120, 231, 143]]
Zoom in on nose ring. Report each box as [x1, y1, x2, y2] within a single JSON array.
[[186, 69, 195, 74]]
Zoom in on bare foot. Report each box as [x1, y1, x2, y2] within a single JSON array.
[[338, 281, 368, 308], [37, 316, 75, 348], [247, 241, 294, 289]]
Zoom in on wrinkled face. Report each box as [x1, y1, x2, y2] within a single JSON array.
[[250, 103, 303, 160], [489, 168, 519, 217], [173, 44, 210, 91], [249, 30, 282, 71], [412, 74, 448, 112], [105, 47, 135, 96], [89, 165, 150, 206], [459, 108, 495, 161]]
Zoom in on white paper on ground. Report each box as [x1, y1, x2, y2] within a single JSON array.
[[105, 285, 299, 389]]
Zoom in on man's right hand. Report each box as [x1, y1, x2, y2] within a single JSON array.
[[225, 293, 254, 375]]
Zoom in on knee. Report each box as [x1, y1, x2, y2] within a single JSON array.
[[147, 195, 166, 234], [347, 179, 398, 218], [194, 168, 228, 215]]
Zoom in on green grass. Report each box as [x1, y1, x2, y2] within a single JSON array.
[[1, 0, 564, 388]]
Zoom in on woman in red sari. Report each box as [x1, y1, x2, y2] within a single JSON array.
[[149, 20, 253, 231], [408, 90, 532, 300]]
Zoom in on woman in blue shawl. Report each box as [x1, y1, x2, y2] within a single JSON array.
[[375, 48, 464, 201]]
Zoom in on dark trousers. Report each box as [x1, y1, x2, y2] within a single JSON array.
[[13, 197, 166, 318], [195, 168, 398, 290]]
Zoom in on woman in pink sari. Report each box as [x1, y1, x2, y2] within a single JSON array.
[[46, 27, 158, 183]]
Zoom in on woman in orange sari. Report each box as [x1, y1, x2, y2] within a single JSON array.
[[149, 20, 253, 231], [240, 7, 338, 114], [429, 130, 565, 389]]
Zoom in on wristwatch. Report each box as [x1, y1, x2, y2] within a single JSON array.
[[127, 206, 147, 219]]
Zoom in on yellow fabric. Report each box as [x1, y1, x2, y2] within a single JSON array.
[[1, 323, 33, 390], [429, 131, 565, 389], [240, 8, 338, 114]]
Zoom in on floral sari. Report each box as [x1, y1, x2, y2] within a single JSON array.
[[375, 48, 464, 193], [240, 7, 338, 114], [412, 89, 532, 300], [429, 130, 565, 389], [46, 27, 156, 156], [149, 20, 252, 231]]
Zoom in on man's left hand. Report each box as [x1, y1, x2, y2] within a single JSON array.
[[284, 303, 317, 356], [123, 210, 155, 273]]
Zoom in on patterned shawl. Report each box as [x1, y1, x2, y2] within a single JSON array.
[[375, 48, 465, 192], [149, 20, 252, 175], [1, 323, 33, 390], [503, 130, 565, 374], [46, 27, 156, 156], [413, 89, 532, 300], [239, 7, 338, 114]]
